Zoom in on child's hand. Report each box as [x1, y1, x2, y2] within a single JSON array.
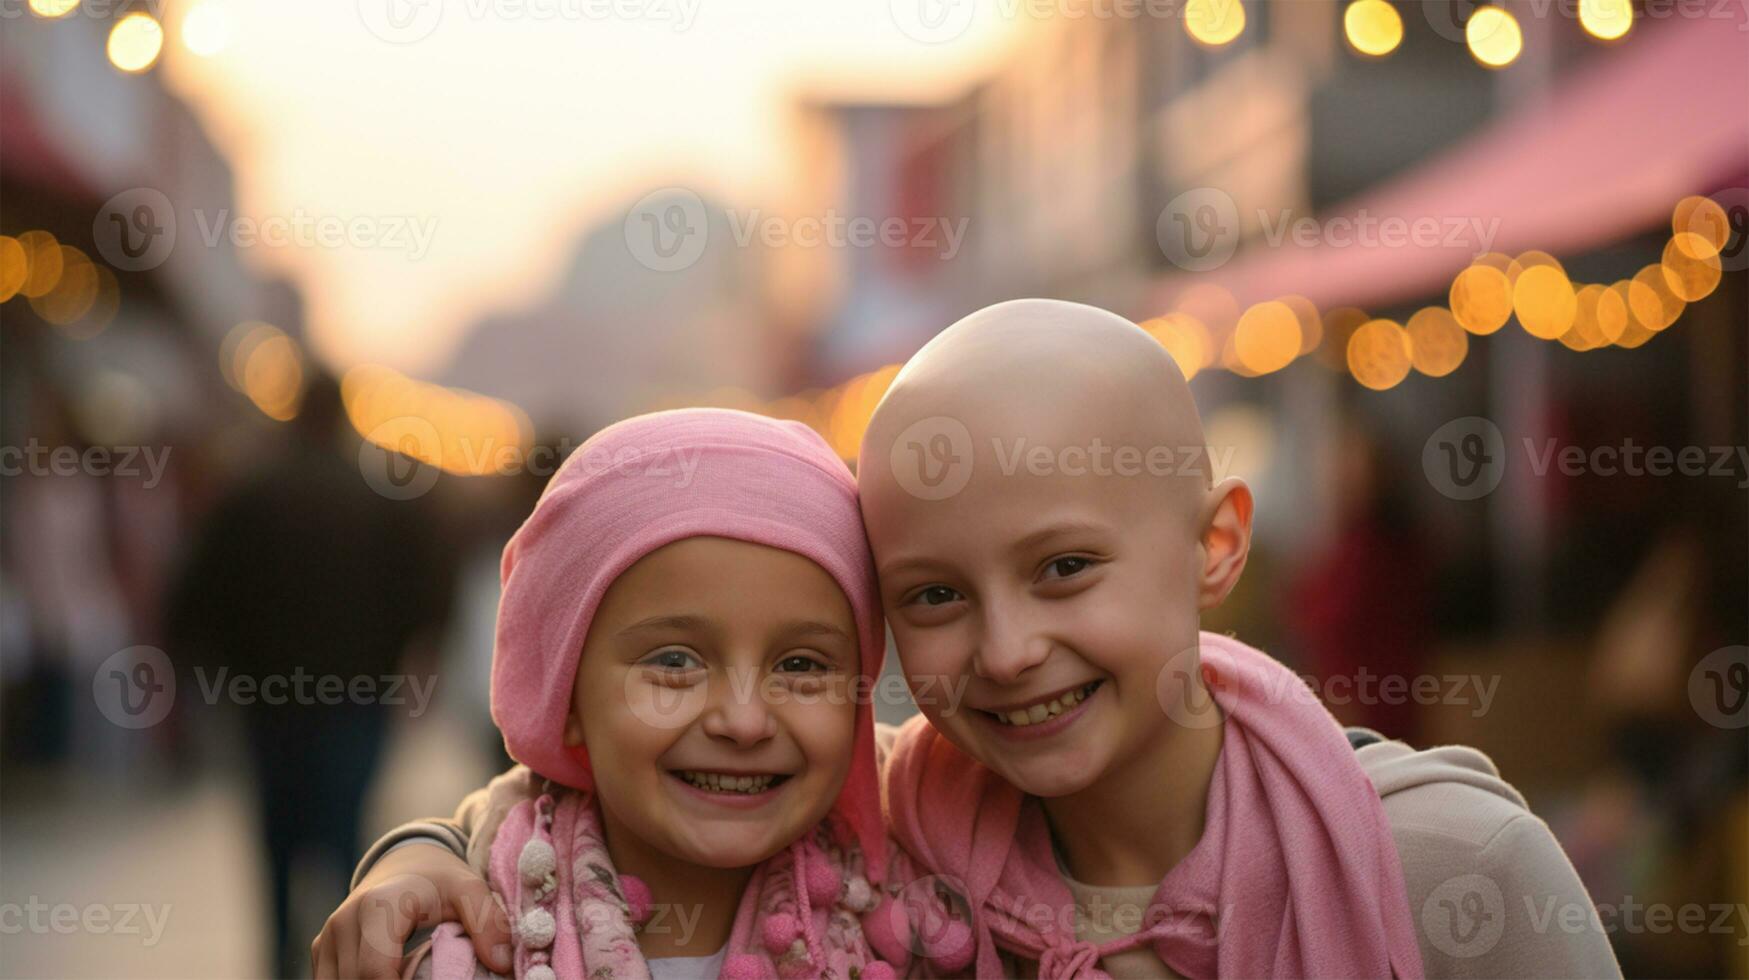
[[311, 841, 512, 979]]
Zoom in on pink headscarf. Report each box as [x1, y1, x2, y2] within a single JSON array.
[[490, 407, 887, 885], [883, 632, 1426, 979]]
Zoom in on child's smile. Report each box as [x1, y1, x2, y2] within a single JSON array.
[[976, 679, 1106, 739], [665, 768, 794, 809]]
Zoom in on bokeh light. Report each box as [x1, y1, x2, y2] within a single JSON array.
[[1406, 306, 1468, 376], [1673, 195, 1731, 254], [107, 12, 165, 74], [1466, 6, 1523, 68], [1513, 264, 1578, 339], [1507, 249, 1564, 283], [0, 236, 26, 302], [1184, 0, 1246, 48], [1450, 263, 1512, 334], [28, 246, 98, 327], [1142, 313, 1212, 382], [1234, 300, 1302, 375], [1579, 0, 1634, 40], [1558, 284, 1607, 351], [1661, 233, 1722, 301], [1346, 318, 1413, 390], [241, 333, 305, 421], [17, 231, 64, 299], [1344, 0, 1403, 57], [181, 0, 235, 58], [1593, 281, 1629, 343], [1279, 294, 1322, 355], [1630, 264, 1684, 331], [1612, 280, 1657, 348], [27, 0, 78, 17]]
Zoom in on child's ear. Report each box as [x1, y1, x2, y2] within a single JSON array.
[[563, 711, 585, 747], [1196, 477, 1253, 611]]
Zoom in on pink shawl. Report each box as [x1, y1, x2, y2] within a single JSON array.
[[416, 787, 898, 980], [883, 631, 1426, 979]]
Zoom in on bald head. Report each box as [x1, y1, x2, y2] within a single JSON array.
[[863, 298, 1211, 497]]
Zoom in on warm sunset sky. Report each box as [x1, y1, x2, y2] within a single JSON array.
[[157, 0, 1022, 374]]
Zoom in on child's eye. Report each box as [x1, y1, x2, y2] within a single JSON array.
[[640, 647, 704, 671], [775, 653, 831, 674], [906, 585, 964, 607], [1040, 556, 1094, 581]]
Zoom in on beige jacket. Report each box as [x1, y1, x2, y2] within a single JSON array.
[[356, 730, 1620, 978]]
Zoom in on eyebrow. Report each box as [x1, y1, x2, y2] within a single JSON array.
[[616, 613, 850, 642], [784, 620, 853, 641], [877, 556, 950, 583], [1009, 519, 1112, 558], [618, 613, 711, 636]]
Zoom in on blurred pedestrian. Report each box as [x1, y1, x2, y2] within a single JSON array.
[[165, 371, 451, 978]]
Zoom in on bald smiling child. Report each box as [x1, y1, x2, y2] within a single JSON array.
[[322, 299, 1620, 979]]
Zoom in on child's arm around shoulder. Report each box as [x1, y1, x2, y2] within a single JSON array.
[[316, 766, 541, 979], [352, 764, 546, 886], [1360, 741, 1622, 979]]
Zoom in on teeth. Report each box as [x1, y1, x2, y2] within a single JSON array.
[[678, 771, 777, 794], [993, 683, 1099, 727]]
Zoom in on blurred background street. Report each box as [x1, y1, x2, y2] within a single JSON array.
[[1, 0, 1745, 976]]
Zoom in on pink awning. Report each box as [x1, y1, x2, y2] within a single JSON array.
[[1153, 13, 1749, 313]]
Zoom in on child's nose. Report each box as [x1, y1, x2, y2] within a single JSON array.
[[973, 616, 1053, 685], [699, 669, 778, 746]]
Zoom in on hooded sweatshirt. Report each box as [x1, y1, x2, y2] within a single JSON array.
[[1068, 738, 1620, 978]]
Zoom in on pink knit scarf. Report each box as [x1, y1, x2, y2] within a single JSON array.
[[882, 631, 1426, 979], [418, 788, 901, 980]]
